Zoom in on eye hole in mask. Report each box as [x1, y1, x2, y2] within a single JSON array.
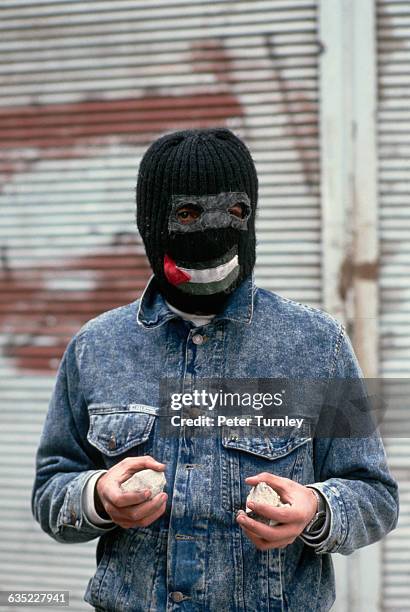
[[176, 203, 203, 225], [175, 200, 248, 225], [228, 201, 248, 219]]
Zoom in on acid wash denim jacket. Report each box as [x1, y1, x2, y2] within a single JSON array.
[[31, 274, 399, 612]]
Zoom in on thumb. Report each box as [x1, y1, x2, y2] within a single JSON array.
[[121, 456, 166, 477], [137, 456, 166, 472], [245, 472, 293, 495]]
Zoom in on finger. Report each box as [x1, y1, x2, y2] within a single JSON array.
[[241, 527, 291, 550], [236, 511, 293, 541], [116, 456, 166, 480], [109, 493, 167, 525], [247, 501, 294, 524], [245, 472, 293, 496], [127, 492, 168, 522], [241, 526, 269, 548], [135, 498, 167, 528], [109, 487, 152, 508]]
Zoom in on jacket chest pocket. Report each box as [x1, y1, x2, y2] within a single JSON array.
[[220, 422, 313, 513], [86, 403, 158, 468]]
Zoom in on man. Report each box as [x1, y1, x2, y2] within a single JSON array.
[[31, 127, 399, 611]]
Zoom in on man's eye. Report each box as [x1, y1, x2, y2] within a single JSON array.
[[176, 205, 201, 224], [228, 203, 247, 219]]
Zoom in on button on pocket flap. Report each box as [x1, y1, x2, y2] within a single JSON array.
[[222, 420, 311, 460], [87, 403, 158, 456]]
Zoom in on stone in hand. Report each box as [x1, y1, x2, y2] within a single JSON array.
[[120, 468, 166, 499], [245, 481, 290, 526]]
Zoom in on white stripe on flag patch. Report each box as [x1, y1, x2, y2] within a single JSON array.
[[178, 254, 239, 283]]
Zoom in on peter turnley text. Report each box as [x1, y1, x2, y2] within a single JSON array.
[[170, 415, 304, 428]]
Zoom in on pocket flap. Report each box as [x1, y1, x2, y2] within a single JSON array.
[[87, 403, 158, 456], [221, 420, 311, 460]]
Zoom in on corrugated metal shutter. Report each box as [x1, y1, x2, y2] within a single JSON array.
[[0, 1, 320, 609], [377, 1, 410, 609]]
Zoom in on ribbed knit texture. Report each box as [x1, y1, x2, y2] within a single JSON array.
[[135, 127, 258, 313]]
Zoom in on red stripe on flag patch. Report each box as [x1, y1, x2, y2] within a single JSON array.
[[164, 254, 191, 285]]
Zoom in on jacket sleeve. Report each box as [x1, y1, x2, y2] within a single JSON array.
[[31, 332, 117, 543], [306, 326, 399, 555]]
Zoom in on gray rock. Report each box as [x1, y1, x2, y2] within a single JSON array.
[[245, 481, 290, 526], [120, 468, 166, 499]]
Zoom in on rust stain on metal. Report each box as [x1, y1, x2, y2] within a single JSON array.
[[338, 253, 380, 300], [354, 261, 379, 280]]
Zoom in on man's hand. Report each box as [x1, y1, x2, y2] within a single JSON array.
[[236, 472, 318, 550], [95, 456, 167, 529]]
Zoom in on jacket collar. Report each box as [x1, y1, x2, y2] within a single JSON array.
[[137, 273, 256, 329]]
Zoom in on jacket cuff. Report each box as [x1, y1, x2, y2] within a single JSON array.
[[56, 470, 117, 539], [299, 488, 330, 545], [81, 470, 115, 526], [298, 482, 348, 554]]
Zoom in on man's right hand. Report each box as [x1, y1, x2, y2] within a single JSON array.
[[95, 456, 167, 529]]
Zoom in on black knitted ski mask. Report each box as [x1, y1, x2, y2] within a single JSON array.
[[135, 128, 258, 314]]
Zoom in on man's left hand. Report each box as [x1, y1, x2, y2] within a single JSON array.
[[236, 472, 318, 550]]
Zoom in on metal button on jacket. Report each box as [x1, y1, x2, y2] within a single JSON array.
[[192, 334, 204, 345], [170, 591, 185, 603]]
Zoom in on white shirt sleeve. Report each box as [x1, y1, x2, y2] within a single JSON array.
[[81, 470, 115, 526], [299, 487, 331, 547]]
